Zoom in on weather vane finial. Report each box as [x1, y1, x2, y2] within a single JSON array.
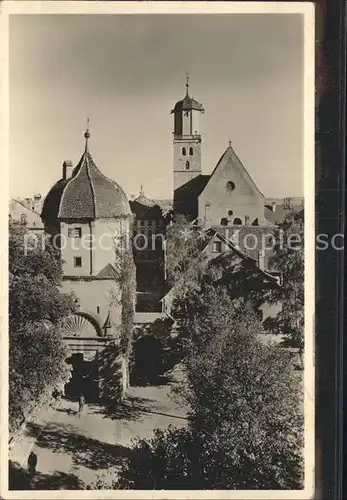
[[84, 117, 90, 151], [140, 184, 144, 196], [228, 139, 232, 147], [185, 72, 189, 95]]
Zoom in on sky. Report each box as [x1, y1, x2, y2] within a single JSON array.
[[9, 13, 304, 200]]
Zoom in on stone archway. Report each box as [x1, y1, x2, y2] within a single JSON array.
[[61, 313, 103, 402]]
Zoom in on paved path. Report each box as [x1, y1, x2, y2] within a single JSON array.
[[9, 368, 188, 489]]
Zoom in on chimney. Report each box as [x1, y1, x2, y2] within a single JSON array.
[[62, 160, 73, 180], [24, 197, 31, 208], [32, 193, 42, 212], [245, 215, 250, 225], [272, 201, 276, 213]]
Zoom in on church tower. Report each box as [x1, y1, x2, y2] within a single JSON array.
[[171, 76, 204, 191]]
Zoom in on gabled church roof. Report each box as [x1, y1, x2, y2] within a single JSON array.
[[203, 144, 264, 197]]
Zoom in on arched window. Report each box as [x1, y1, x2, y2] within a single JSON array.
[[185, 161, 190, 170], [182, 147, 186, 156], [189, 147, 193, 156], [220, 218, 228, 226], [233, 217, 242, 225]]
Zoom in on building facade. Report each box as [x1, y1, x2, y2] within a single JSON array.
[[171, 79, 303, 271], [12, 77, 304, 397], [129, 187, 166, 312]]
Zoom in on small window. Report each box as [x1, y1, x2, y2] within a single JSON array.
[[68, 227, 82, 238], [147, 220, 153, 227], [212, 241, 222, 253], [20, 214, 27, 225], [220, 218, 228, 226], [228, 209, 233, 216], [185, 161, 190, 170], [182, 147, 186, 156], [140, 220, 145, 227], [96, 306, 100, 314], [189, 147, 193, 156], [233, 217, 242, 225], [74, 256, 82, 267]]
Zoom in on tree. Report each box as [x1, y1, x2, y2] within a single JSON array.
[[268, 211, 304, 365], [9, 323, 70, 432], [9, 221, 76, 432], [115, 288, 304, 490], [165, 215, 207, 300], [112, 227, 136, 390]]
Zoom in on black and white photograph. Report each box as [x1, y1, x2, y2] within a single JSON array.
[[1, 2, 315, 498]]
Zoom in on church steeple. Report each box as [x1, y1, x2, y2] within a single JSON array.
[[171, 76, 204, 192]]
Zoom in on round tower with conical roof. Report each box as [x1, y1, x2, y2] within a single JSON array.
[[170, 75, 204, 192], [41, 125, 133, 337]]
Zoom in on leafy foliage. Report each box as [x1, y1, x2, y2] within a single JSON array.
[[165, 215, 207, 299], [113, 227, 136, 389], [116, 287, 303, 490], [267, 211, 304, 359], [9, 221, 76, 432], [9, 322, 70, 432], [9, 273, 76, 332]]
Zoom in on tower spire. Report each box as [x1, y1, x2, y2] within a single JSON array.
[[185, 72, 190, 96], [140, 184, 144, 196], [84, 117, 90, 152]]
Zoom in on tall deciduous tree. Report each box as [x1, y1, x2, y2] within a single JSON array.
[[9, 221, 76, 432], [267, 211, 304, 365], [165, 215, 206, 300]]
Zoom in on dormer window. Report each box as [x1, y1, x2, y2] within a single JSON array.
[[182, 147, 186, 156], [233, 217, 242, 225], [185, 161, 190, 170], [189, 147, 193, 156], [212, 241, 222, 253], [20, 214, 27, 225]]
